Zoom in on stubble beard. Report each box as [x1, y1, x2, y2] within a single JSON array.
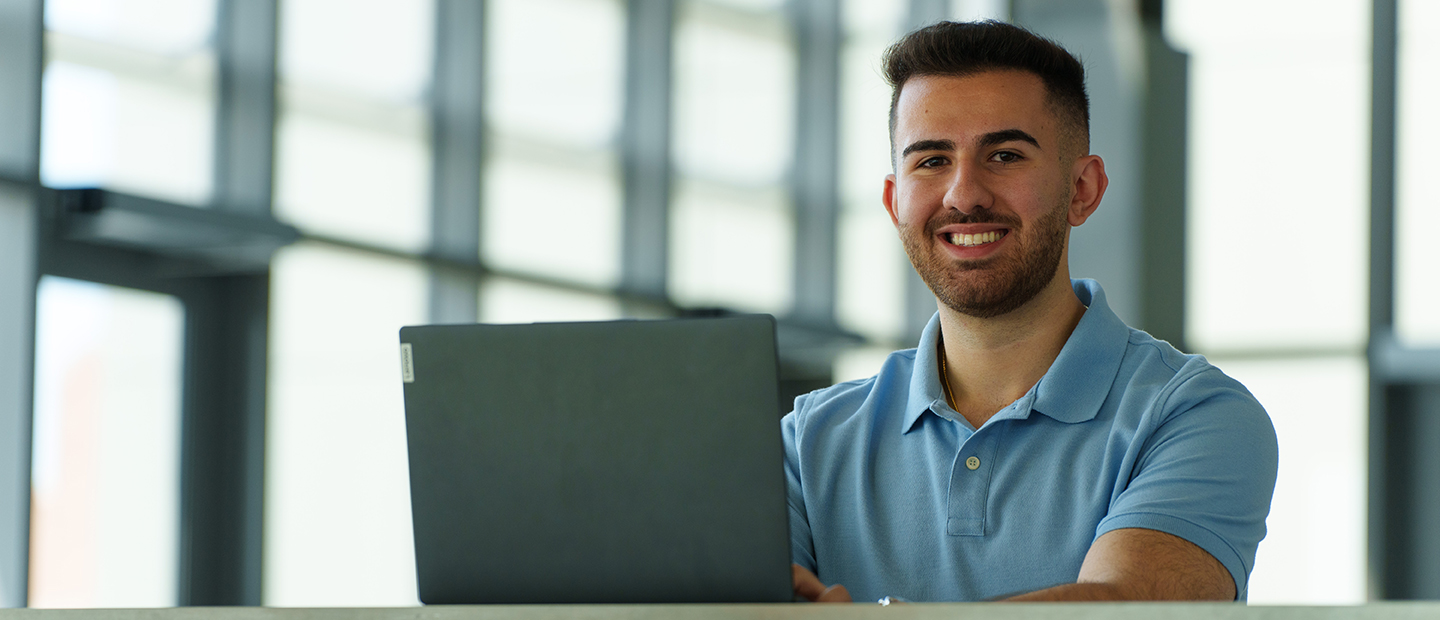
[[900, 201, 1070, 319]]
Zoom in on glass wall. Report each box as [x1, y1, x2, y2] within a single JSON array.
[[1223, 358, 1368, 602], [482, 0, 625, 288], [40, 0, 217, 205], [273, 0, 434, 252], [265, 243, 426, 606], [480, 278, 624, 324], [1166, 0, 1370, 604], [264, 0, 436, 606], [1396, 0, 1440, 346], [29, 277, 184, 608], [669, 0, 797, 314], [836, 0, 907, 345]]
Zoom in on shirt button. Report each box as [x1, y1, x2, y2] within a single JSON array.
[[965, 456, 980, 470]]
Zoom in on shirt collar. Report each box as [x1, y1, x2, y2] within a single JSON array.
[[1031, 279, 1129, 424], [902, 313, 948, 433], [902, 279, 1129, 432]]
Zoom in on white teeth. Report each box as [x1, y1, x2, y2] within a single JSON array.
[[948, 231, 1005, 247]]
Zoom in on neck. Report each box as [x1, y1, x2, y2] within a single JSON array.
[[936, 272, 1087, 429]]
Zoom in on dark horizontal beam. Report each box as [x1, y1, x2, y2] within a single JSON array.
[[1371, 329, 1440, 384], [51, 189, 298, 274]]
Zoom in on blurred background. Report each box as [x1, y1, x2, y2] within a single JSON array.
[[0, 0, 1436, 608]]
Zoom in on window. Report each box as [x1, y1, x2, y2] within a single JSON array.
[[29, 277, 184, 608], [669, 0, 797, 314], [265, 0, 439, 606], [274, 0, 435, 252], [1172, 0, 1369, 354], [40, 0, 217, 205], [482, 0, 625, 287], [264, 243, 426, 607], [836, 0, 907, 343], [1166, 0, 1370, 603], [1395, 0, 1440, 346], [480, 278, 625, 324]]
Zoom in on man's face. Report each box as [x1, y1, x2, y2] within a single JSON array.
[[883, 70, 1080, 319]]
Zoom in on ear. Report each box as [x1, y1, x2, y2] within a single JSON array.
[[883, 173, 900, 228], [1067, 155, 1107, 226]]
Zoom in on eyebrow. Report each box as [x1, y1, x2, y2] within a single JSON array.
[[899, 139, 955, 160], [978, 129, 1041, 149], [898, 129, 1042, 161]]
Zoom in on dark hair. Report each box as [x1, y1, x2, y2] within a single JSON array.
[[882, 20, 1089, 159]]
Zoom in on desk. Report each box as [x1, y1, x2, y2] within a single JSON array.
[[2, 605, 1439, 620]]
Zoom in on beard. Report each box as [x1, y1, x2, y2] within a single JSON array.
[[900, 201, 1069, 319]]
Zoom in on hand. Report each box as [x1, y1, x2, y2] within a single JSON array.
[[791, 564, 852, 602]]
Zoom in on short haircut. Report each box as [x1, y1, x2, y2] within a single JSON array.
[[881, 20, 1090, 161]]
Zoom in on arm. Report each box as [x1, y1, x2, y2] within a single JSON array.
[[792, 564, 851, 602], [792, 527, 1233, 603], [1003, 527, 1235, 601]]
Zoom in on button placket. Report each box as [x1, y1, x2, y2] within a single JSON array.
[[945, 420, 1010, 536]]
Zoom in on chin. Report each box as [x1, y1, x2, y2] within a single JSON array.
[[934, 269, 1065, 319]]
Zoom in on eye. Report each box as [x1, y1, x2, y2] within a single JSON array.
[[990, 150, 1024, 164], [917, 155, 948, 169]]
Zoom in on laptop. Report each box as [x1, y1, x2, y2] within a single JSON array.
[[399, 315, 793, 604]]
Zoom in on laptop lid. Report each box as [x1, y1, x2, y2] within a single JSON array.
[[400, 315, 792, 604]]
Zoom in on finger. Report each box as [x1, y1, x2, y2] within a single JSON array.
[[791, 564, 828, 602], [818, 583, 852, 603]]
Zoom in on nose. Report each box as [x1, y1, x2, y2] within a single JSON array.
[[942, 160, 993, 214]]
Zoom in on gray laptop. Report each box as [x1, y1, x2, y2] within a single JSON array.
[[399, 315, 792, 604]]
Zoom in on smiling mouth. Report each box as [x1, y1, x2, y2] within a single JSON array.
[[945, 230, 1009, 247]]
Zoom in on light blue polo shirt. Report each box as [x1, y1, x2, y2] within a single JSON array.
[[782, 279, 1278, 602]]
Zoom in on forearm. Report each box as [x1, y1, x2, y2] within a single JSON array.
[[1012, 528, 1237, 602], [1002, 582, 1129, 602], [1002, 576, 1233, 602]]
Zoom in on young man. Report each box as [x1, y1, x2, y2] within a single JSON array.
[[785, 21, 1278, 603]]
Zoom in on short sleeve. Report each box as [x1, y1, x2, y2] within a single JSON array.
[[782, 396, 817, 572], [1095, 367, 1279, 600]]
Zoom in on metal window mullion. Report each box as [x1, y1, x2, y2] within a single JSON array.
[[179, 0, 278, 606], [1368, 0, 1400, 601], [213, 0, 278, 216], [429, 0, 486, 324], [0, 0, 41, 184], [789, 0, 841, 330], [176, 275, 269, 607], [1136, 5, 1187, 349], [1369, 0, 1397, 335], [620, 0, 675, 302], [0, 184, 37, 610], [0, 0, 43, 607]]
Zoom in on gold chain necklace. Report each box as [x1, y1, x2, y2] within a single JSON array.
[[937, 340, 958, 411]]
